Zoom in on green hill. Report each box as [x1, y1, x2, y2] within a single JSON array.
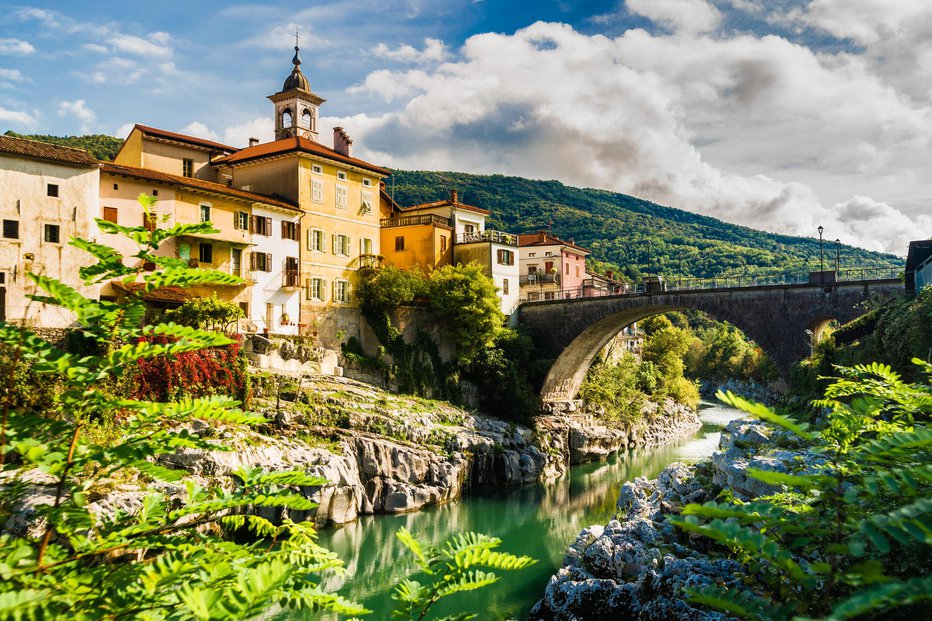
[[387, 170, 902, 280], [3, 131, 123, 161]]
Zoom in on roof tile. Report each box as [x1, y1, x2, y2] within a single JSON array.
[[0, 134, 99, 168], [212, 135, 389, 175]]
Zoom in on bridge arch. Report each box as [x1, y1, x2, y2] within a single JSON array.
[[517, 281, 902, 403]]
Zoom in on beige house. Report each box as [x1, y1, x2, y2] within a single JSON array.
[[0, 135, 100, 327]]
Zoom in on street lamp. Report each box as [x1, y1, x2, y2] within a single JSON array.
[[646, 240, 652, 274], [835, 239, 840, 274], [818, 225, 824, 283]]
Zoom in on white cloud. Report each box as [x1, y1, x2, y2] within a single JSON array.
[[0, 106, 36, 127], [0, 38, 35, 55], [371, 38, 450, 64], [114, 123, 135, 139], [58, 99, 97, 133], [110, 32, 173, 59], [82, 43, 109, 54], [342, 21, 929, 254], [626, 0, 722, 34], [0, 68, 23, 81], [180, 117, 274, 148], [242, 22, 329, 51]]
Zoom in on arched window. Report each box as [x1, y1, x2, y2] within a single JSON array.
[[301, 109, 312, 129], [282, 108, 293, 128]]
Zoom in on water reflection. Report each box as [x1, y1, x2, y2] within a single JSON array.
[[300, 401, 744, 621]]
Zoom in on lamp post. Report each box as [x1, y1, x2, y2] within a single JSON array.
[[835, 239, 840, 274], [818, 225, 824, 283], [646, 240, 652, 274]]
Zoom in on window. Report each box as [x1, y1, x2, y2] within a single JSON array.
[[113, 183, 119, 190], [284, 256, 300, 287], [334, 279, 350, 303], [152, 189, 158, 197], [47, 184, 59, 197], [496, 249, 514, 265], [250, 252, 272, 272], [235, 211, 249, 230], [251, 215, 272, 236], [335, 184, 347, 208], [198, 243, 213, 264], [231, 248, 242, 277], [312, 164, 323, 174], [544, 261, 554, 273], [337, 171, 347, 181], [301, 109, 312, 129], [182, 158, 193, 178], [281, 221, 299, 241], [308, 228, 325, 252], [544, 291, 555, 301], [529, 252, 536, 258], [576, 266, 580, 278], [332, 234, 350, 256], [200, 204, 211, 223], [307, 277, 325, 301], [362, 178, 372, 187], [395, 236, 405, 252], [282, 108, 293, 128], [42, 224, 60, 243], [143, 212, 157, 232], [2, 220, 19, 239], [502, 278, 509, 295], [312, 178, 323, 203], [238, 301, 249, 315], [360, 237, 373, 255], [103, 207, 118, 223], [360, 189, 373, 214], [440, 236, 447, 252]]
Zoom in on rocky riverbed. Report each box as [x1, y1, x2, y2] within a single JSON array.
[[530, 417, 814, 620]]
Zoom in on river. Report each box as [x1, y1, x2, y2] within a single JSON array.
[[302, 401, 744, 620]]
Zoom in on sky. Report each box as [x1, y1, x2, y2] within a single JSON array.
[[1, 0, 929, 256]]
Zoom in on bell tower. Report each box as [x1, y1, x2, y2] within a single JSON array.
[[268, 38, 326, 142]]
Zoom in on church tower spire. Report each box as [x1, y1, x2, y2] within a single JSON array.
[[268, 35, 325, 142]]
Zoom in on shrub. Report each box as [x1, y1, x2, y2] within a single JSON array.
[[428, 262, 504, 362], [162, 293, 245, 332]]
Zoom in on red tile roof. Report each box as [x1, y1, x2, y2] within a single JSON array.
[[100, 162, 300, 212], [212, 135, 390, 175], [0, 134, 99, 168], [110, 280, 191, 303], [518, 231, 589, 253], [401, 198, 490, 216], [135, 124, 239, 153]]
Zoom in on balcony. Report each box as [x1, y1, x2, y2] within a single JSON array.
[[381, 214, 452, 228], [282, 269, 300, 289], [520, 273, 560, 285], [455, 230, 518, 246], [357, 253, 382, 269]]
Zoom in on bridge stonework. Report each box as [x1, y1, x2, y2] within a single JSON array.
[[517, 280, 903, 402]]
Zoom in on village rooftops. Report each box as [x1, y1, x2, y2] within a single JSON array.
[[518, 230, 589, 254], [0, 134, 99, 168], [402, 189, 491, 216], [100, 162, 300, 212], [211, 135, 390, 176]]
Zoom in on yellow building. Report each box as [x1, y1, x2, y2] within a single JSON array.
[[98, 162, 301, 322], [211, 45, 389, 346]]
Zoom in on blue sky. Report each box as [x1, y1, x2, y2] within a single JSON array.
[[1, 1, 929, 253]]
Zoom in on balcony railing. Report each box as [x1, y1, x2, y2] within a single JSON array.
[[520, 273, 560, 285], [380, 214, 452, 228], [282, 269, 300, 288], [455, 230, 518, 246], [357, 253, 382, 269]]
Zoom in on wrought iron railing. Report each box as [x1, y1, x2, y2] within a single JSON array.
[[455, 230, 518, 246], [282, 269, 300, 288], [520, 273, 560, 285], [380, 214, 452, 228]]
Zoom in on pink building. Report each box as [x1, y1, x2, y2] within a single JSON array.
[[517, 231, 589, 301]]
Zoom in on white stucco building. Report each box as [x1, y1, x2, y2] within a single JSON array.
[[248, 204, 302, 335]]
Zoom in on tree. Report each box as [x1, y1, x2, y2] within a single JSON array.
[[0, 194, 366, 619], [357, 264, 428, 311], [428, 263, 504, 362], [163, 293, 245, 333]]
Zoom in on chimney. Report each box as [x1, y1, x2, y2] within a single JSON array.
[[606, 270, 614, 280], [538, 230, 546, 243], [248, 137, 259, 147], [450, 189, 458, 203], [569, 237, 575, 245], [333, 126, 353, 157]]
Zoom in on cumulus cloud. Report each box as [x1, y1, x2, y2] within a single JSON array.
[[0, 68, 23, 81], [58, 99, 96, 133], [371, 38, 450, 64], [339, 20, 929, 254], [181, 117, 274, 149], [0, 106, 36, 127], [242, 22, 328, 51], [110, 31, 173, 59], [626, 0, 722, 34], [0, 38, 35, 55]]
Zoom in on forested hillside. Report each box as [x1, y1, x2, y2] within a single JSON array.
[[388, 170, 902, 280], [3, 130, 122, 161]]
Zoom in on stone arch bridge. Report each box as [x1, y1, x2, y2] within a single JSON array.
[[517, 279, 903, 403]]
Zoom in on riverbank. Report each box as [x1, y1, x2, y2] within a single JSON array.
[[529, 417, 815, 620]]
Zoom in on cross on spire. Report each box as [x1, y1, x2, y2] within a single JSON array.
[[294, 28, 300, 48]]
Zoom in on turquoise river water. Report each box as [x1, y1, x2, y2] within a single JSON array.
[[287, 401, 744, 620]]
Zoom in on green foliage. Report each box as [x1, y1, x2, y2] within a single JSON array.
[[391, 527, 536, 620], [163, 294, 245, 333], [3, 130, 124, 161], [427, 263, 504, 363], [578, 353, 646, 424], [388, 170, 902, 281], [464, 327, 544, 423], [685, 321, 777, 383], [357, 265, 428, 310], [670, 360, 932, 620], [0, 194, 365, 620], [642, 325, 700, 408]]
